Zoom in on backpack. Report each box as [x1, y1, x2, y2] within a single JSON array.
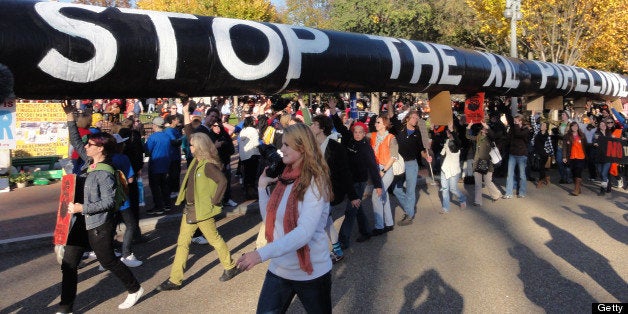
[[88, 163, 129, 210]]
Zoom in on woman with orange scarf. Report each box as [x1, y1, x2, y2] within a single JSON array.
[[562, 122, 588, 195], [237, 123, 333, 313]]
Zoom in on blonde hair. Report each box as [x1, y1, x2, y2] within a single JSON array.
[[189, 132, 221, 167], [283, 123, 332, 202]]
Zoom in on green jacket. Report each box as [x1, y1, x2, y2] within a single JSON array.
[[175, 159, 225, 222]]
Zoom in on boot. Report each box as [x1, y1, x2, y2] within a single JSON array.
[[598, 186, 605, 196], [570, 178, 581, 196], [606, 182, 612, 193], [544, 176, 550, 185], [536, 179, 543, 188]]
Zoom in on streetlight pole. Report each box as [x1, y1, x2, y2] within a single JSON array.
[[504, 0, 522, 117]]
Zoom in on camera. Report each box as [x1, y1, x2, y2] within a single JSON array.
[[258, 144, 285, 179]]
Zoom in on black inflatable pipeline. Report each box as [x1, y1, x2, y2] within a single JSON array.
[[0, 0, 625, 99]]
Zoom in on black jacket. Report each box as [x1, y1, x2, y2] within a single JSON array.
[[396, 127, 426, 162], [324, 139, 359, 206], [331, 114, 382, 190]]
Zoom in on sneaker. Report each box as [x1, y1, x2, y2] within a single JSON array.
[[502, 195, 513, 199], [121, 254, 143, 267], [157, 280, 182, 291], [224, 199, 238, 207], [55, 245, 65, 265], [170, 192, 179, 198], [517, 195, 526, 198], [397, 214, 414, 226], [147, 208, 164, 215], [139, 202, 146, 207], [330, 251, 344, 263], [191, 236, 208, 245], [460, 202, 467, 209], [98, 264, 105, 271], [85, 251, 97, 259], [118, 286, 144, 309], [356, 234, 371, 242], [219, 267, 242, 282], [439, 208, 449, 214], [384, 226, 394, 233], [164, 205, 171, 212]]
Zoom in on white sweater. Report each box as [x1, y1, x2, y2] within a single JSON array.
[[238, 126, 260, 161], [257, 181, 332, 281], [440, 138, 462, 179]]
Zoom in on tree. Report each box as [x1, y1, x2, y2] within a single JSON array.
[[466, 0, 628, 73], [282, 0, 331, 28], [136, 0, 280, 22], [73, 0, 132, 7]]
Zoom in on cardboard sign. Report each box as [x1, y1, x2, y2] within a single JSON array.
[[429, 91, 452, 126], [596, 137, 628, 164], [464, 92, 485, 124], [53, 174, 75, 245]]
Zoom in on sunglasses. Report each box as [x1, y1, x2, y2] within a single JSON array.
[[85, 141, 100, 147], [212, 124, 220, 127]]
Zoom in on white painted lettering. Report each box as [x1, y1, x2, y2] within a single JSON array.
[[35, 2, 116, 83], [585, 69, 601, 94], [400, 40, 440, 85], [212, 18, 283, 81], [432, 44, 461, 85], [274, 24, 329, 92], [118, 8, 196, 80], [574, 68, 589, 93], [367, 35, 401, 80], [532, 60, 555, 89], [496, 55, 519, 88]]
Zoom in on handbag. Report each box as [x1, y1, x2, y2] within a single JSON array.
[[474, 159, 490, 174], [392, 155, 405, 176], [489, 141, 502, 165]]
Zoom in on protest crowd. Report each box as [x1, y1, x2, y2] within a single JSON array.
[[54, 93, 628, 313]]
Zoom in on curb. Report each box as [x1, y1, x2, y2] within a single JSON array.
[[0, 200, 260, 254]]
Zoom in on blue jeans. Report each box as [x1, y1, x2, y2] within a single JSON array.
[[339, 181, 369, 248], [257, 271, 332, 314], [392, 159, 419, 218], [440, 172, 466, 211], [596, 162, 611, 185], [506, 155, 528, 196], [556, 148, 572, 182]]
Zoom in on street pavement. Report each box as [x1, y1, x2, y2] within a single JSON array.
[[0, 169, 626, 313]]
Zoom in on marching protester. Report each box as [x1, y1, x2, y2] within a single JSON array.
[[466, 122, 502, 206], [59, 102, 143, 312], [503, 114, 531, 199], [530, 112, 553, 188], [562, 122, 588, 195], [236, 123, 334, 313], [310, 114, 358, 262], [368, 116, 398, 235], [592, 120, 612, 195], [392, 109, 432, 225], [145, 116, 172, 215], [439, 124, 467, 213], [157, 132, 241, 292], [329, 99, 381, 246]]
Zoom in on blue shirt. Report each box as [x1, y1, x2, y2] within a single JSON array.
[[145, 131, 172, 174]]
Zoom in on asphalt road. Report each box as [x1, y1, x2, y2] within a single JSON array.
[[1, 174, 627, 313]]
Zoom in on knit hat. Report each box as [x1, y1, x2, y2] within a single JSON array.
[[91, 113, 103, 127], [351, 121, 368, 132]]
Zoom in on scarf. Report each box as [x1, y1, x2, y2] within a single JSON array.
[[264, 164, 313, 274]]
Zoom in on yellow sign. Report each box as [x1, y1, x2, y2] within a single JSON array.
[[14, 102, 69, 158]]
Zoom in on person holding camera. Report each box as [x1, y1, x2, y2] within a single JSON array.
[[466, 122, 502, 206], [157, 132, 241, 292], [237, 123, 333, 313]]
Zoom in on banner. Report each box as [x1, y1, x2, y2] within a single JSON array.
[[54, 174, 75, 245], [464, 92, 484, 124], [596, 137, 628, 164], [14, 102, 69, 157], [0, 1, 625, 100], [0, 98, 16, 149]]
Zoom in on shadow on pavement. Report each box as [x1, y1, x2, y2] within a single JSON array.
[[508, 243, 596, 312], [563, 205, 628, 245], [534, 217, 628, 302], [400, 268, 463, 313]]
